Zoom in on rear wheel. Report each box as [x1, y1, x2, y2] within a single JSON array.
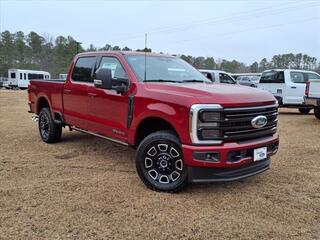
[[298, 107, 311, 114], [38, 107, 62, 143], [314, 107, 320, 119], [136, 131, 188, 192]]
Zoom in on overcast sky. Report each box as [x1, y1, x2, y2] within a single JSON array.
[[1, 0, 320, 64]]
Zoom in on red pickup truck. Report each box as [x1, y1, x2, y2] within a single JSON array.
[[28, 51, 279, 192]]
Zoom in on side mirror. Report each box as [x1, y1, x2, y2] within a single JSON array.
[[94, 68, 112, 90]]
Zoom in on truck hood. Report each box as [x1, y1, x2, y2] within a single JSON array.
[[144, 82, 276, 107]]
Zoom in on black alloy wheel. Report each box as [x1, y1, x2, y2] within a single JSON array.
[[136, 131, 188, 192]]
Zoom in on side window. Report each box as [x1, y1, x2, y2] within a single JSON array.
[[307, 73, 320, 81], [20, 73, 23, 79], [98, 57, 127, 80], [10, 73, 16, 79], [24, 73, 26, 80], [71, 57, 96, 82], [219, 73, 235, 84], [260, 71, 284, 83], [201, 72, 214, 82], [290, 72, 305, 84]]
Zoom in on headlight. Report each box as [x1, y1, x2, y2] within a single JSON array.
[[199, 111, 221, 122], [189, 104, 223, 144], [198, 129, 221, 140]]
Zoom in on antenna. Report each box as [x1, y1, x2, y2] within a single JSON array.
[[144, 33, 147, 81]]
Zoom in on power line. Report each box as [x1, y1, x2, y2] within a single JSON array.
[[108, 1, 319, 42], [151, 17, 320, 47]]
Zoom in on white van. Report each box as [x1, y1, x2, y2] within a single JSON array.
[[258, 69, 320, 113], [8, 69, 51, 89], [199, 69, 236, 84]]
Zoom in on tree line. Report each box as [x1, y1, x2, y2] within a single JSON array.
[[0, 30, 319, 78]]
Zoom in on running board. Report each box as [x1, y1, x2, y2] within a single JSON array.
[[72, 127, 128, 146]]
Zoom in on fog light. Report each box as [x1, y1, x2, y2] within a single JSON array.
[[193, 151, 220, 162]]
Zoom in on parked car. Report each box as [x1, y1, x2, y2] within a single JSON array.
[[199, 69, 236, 84], [231, 73, 261, 80], [258, 69, 320, 114], [28, 51, 279, 192], [237, 75, 261, 87], [305, 80, 320, 119]]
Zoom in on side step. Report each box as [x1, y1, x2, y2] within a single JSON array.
[[72, 127, 128, 146]]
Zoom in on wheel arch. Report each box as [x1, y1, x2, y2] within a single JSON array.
[[134, 116, 180, 147]]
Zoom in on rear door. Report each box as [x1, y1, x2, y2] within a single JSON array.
[[258, 71, 285, 103], [63, 56, 97, 130], [285, 71, 307, 104]]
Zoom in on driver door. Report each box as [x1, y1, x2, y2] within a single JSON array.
[[87, 56, 130, 143]]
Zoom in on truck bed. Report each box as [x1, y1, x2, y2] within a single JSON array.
[[28, 79, 65, 115], [307, 80, 320, 98]]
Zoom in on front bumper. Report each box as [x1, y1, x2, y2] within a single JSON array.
[[188, 159, 270, 183], [182, 134, 279, 182]]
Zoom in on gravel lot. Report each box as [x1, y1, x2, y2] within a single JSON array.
[[0, 90, 319, 240]]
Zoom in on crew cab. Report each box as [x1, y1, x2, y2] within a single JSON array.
[[28, 51, 279, 192], [258, 69, 320, 114], [199, 69, 236, 84], [305, 79, 320, 119]]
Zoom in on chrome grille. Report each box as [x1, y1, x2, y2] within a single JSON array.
[[221, 104, 278, 141]]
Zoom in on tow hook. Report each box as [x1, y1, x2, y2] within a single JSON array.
[[31, 115, 39, 122]]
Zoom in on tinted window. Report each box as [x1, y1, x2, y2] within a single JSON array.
[[10, 73, 16, 79], [72, 57, 96, 82], [260, 71, 284, 83], [28, 74, 44, 80], [219, 73, 235, 84], [20, 73, 23, 79], [290, 72, 305, 84], [98, 57, 127, 80], [24, 73, 26, 80]]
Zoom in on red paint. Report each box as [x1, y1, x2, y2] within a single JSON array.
[[28, 51, 279, 169]]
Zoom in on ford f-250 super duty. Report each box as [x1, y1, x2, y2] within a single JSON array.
[[28, 51, 279, 192]]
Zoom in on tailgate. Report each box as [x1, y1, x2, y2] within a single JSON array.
[[309, 80, 320, 98]]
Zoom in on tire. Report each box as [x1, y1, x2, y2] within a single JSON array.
[[298, 107, 311, 114], [38, 107, 62, 143], [314, 107, 320, 120], [136, 130, 188, 192]]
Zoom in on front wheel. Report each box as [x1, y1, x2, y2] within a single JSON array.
[[314, 107, 320, 119], [136, 131, 188, 192], [38, 107, 62, 143], [298, 107, 311, 114]]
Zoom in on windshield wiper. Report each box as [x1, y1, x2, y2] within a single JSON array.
[[182, 79, 207, 83], [144, 79, 181, 83]]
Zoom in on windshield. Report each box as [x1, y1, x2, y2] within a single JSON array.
[[125, 55, 211, 83]]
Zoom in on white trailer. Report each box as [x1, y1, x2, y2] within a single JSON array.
[[7, 69, 51, 89]]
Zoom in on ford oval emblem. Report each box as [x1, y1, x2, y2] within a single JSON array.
[[251, 115, 267, 129]]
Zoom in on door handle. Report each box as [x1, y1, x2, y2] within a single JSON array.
[[291, 86, 297, 89], [88, 93, 97, 97], [64, 89, 71, 94]]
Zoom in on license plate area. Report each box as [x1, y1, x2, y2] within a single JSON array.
[[253, 147, 267, 161]]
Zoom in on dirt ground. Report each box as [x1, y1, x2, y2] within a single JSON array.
[[0, 90, 319, 240]]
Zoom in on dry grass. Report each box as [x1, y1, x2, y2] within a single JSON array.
[[0, 90, 319, 240]]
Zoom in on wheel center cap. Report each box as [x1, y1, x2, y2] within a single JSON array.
[[160, 160, 168, 168]]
